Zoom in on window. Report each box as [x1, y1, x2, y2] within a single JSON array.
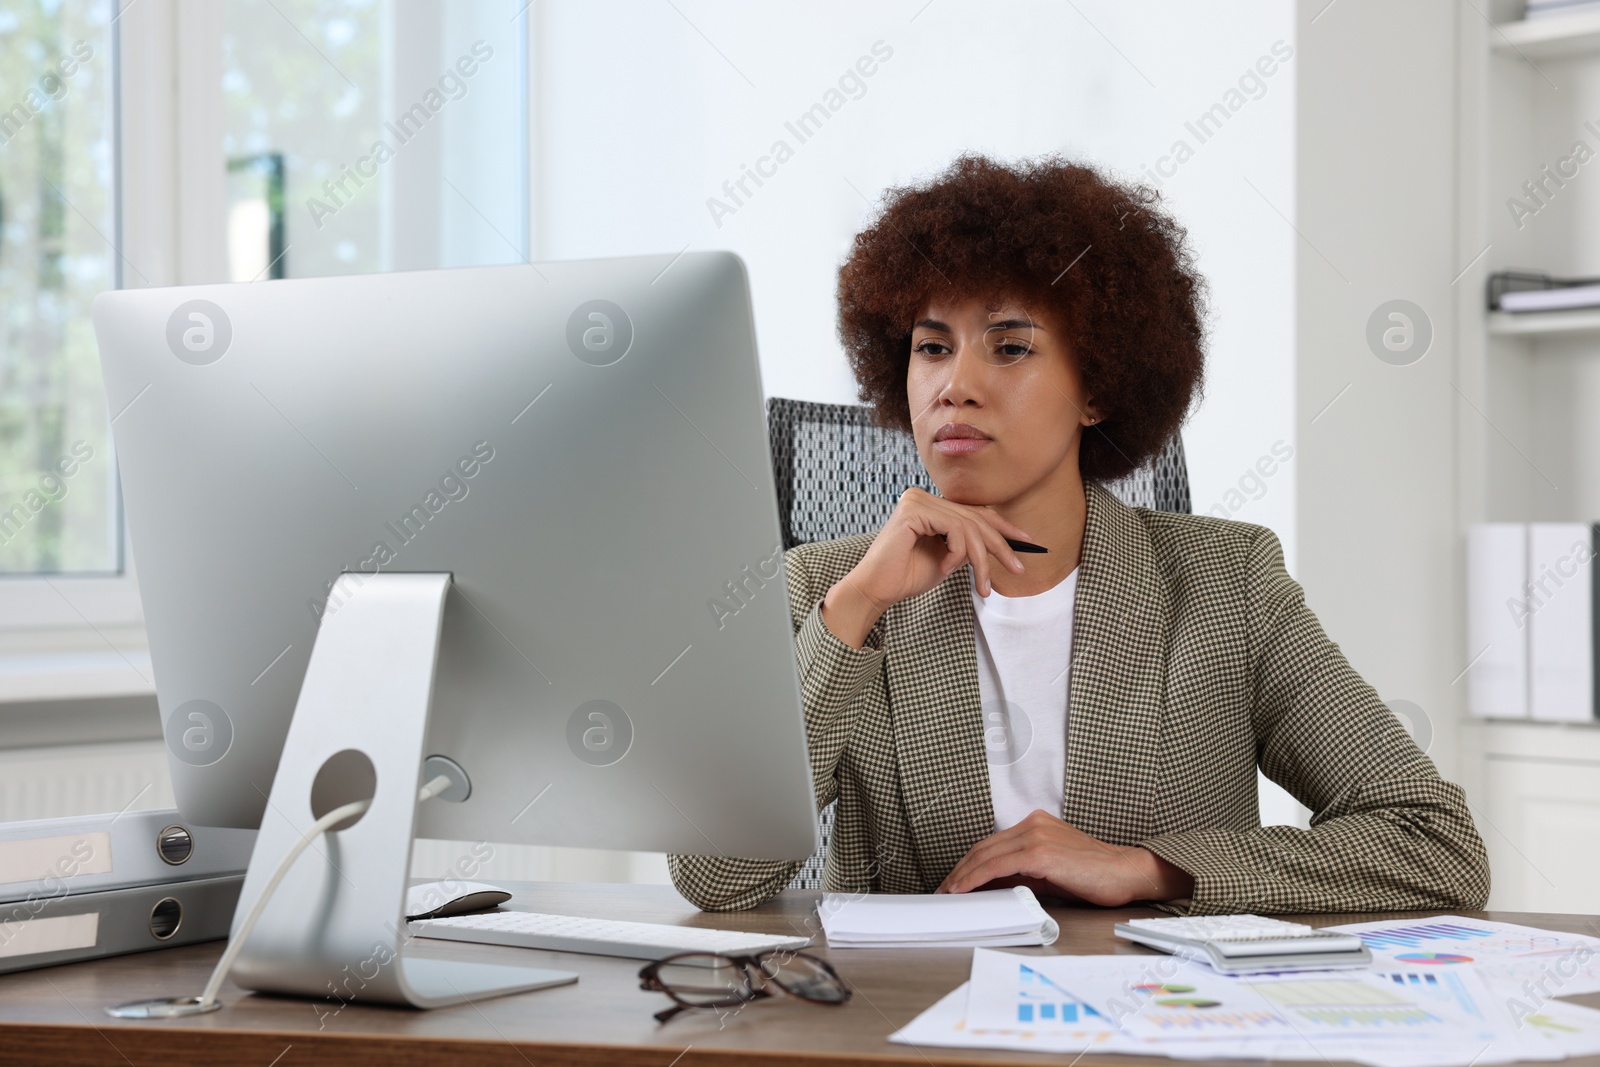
[[220, 0, 529, 280], [0, 1, 118, 576]]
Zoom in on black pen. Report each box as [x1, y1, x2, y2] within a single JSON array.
[[937, 533, 1048, 554]]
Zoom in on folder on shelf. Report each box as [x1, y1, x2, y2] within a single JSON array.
[[1523, 0, 1600, 20], [1528, 523, 1600, 722], [1468, 523, 1530, 719], [1488, 269, 1600, 313], [1468, 522, 1600, 722]]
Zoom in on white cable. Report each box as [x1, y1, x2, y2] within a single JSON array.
[[416, 773, 452, 803], [195, 774, 453, 1008]]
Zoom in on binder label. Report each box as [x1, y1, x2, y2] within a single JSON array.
[[0, 912, 99, 959], [0, 832, 111, 888]]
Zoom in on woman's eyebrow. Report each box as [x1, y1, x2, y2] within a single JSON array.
[[985, 318, 1044, 333]]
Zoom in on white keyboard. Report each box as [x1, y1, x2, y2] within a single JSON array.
[[408, 909, 812, 961]]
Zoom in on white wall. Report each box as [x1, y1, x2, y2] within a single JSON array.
[[1294, 0, 1462, 779]]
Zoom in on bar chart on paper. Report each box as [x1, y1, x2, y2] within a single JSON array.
[[1376, 970, 1489, 1019], [963, 950, 1120, 1044], [1351, 921, 1497, 952], [1013, 962, 1102, 1025], [1330, 916, 1600, 995]]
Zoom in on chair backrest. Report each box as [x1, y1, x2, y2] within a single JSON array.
[[766, 396, 1192, 891], [768, 397, 1191, 549]]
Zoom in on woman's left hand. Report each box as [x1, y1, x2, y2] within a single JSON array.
[[935, 809, 1194, 906]]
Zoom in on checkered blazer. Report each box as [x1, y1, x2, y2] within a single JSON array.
[[668, 480, 1491, 914]]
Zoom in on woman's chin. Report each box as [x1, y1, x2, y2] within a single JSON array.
[[932, 483, 1007, 507], [928, 486, 998, 508]]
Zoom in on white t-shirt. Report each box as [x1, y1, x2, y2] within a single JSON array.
[[971, 566, 1078, 831]]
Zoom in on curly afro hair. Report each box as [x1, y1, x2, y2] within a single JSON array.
[[836, 152, 1207, 484]]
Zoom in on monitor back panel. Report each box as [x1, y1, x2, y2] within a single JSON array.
[[92, 253, 816, 860]]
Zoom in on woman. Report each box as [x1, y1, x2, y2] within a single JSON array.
[[669, 153, 1490, 915]]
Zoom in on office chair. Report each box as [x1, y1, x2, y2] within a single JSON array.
[[765, 396, 1192, 892]]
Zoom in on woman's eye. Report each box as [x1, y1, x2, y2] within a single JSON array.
[[915, 340, 951, 356], [994, 341, 1031, 360]]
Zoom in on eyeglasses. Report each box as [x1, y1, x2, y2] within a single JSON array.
[[637, 950, 851, 1024]]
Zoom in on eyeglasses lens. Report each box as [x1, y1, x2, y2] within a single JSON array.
[[757, 953, 849, 1004], [653, 954, 755, 1006]]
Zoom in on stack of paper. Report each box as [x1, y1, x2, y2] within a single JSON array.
[[818, 887, 1059, 948], [890, 916, 1600, 1065]]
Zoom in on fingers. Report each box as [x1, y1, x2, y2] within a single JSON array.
[[890, 489, 1036, 599], [938, 522, 969, 577], [971, 518, 1024, 588], [978, 505, 1036, 544], [934, 514, 1023, 594], [904, 487, 1030, 550], [951, 517, 990, 596], [937, 825, 1028, 892], [941, 840, 1036, 895], [938, 814, 1085, 892], [946, 841, 1141, 905], [960, 507, 1027, 577]]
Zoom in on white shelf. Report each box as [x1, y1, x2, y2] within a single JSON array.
[[1492, 11, 1600, 59], [1487, 307, 1600, 335]]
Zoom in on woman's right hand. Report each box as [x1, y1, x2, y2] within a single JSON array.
[[819, 487, 1033, 648]]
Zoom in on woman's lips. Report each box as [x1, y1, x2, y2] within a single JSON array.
[[934, 437, 992, 455]]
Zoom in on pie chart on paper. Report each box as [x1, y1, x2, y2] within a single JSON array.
[[1392, 952, 1474, 965]]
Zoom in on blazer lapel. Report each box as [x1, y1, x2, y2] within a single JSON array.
[[882, 552, 992, 888], [1063, 480, 1170, 844]]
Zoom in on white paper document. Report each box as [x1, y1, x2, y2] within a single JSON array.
[[818, 886, 1059, 948], [1327, 916, 1600, 997], [888, 940, 1600, 1065]]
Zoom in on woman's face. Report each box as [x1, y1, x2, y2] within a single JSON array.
[[906, 295, 1099, 506]]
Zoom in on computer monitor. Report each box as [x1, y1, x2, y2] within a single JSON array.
[[91, 252, 818, 1007]]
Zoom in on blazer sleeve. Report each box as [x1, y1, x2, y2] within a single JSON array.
[[1137, 526, 1492, 915], [667, 543, 887, 911]]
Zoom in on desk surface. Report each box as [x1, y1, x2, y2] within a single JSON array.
[[1, 881, 1596, 1067]]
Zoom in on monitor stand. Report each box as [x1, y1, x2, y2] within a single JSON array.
[[227, 572, 577, 1009]]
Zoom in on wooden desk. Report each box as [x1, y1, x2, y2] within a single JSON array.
[[1, 882, 1597, 1066]]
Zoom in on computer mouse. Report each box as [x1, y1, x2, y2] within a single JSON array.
[[405, 880, 513, 920]]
